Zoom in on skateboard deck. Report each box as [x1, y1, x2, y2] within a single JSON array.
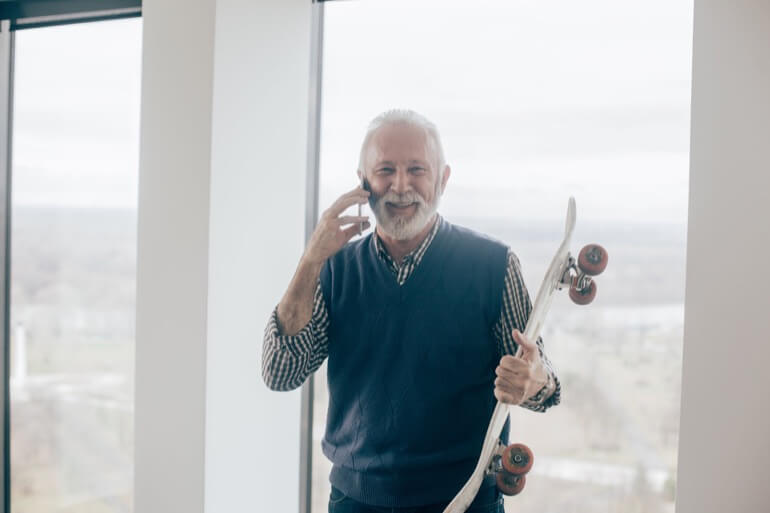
[[443, 197, 603, 512]]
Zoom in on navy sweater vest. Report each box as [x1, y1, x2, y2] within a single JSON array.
[[319, 219, 510, 507]]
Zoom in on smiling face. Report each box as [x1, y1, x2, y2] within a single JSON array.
[[359, 122, 450, 241]]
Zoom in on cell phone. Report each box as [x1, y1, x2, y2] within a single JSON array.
[[358, 177, 370, 234], [358, 176, 372, 235]]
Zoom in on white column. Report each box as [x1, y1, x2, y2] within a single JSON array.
[[677, 1, 770, 512], [204, 0, 311, 512], [134, 1, 312, 512]]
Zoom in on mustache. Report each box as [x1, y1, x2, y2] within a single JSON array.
[[370, 190, 427, 208]]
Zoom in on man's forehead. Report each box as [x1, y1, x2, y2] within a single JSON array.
[[373, 121, 427, 140], [366, 123, 435, 162], [372, 158, 431, 167]]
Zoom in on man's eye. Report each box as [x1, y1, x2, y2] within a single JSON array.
[[377, 168, 394, 174], [409, 167, 425, 174]]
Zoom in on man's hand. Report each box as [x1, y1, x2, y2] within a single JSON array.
[[494, 330, 548, 405], [277, 186, 370, 336], [304, 185, 371, 265]]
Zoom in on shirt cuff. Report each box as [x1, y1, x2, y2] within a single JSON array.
[[520, 368, 560, 411], [266, 307, 315, 359], [526, 372, 553, 403]]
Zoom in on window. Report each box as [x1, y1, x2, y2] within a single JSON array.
[[312, 1, 692, 511], [10, 18, 142, 512]]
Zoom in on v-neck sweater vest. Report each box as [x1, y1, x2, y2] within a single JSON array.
[[319, 219, 510, 508]]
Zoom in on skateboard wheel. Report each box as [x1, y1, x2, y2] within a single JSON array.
[[496, 470, 526, 496], [577, 244, 608, 276], [501, 443, 534, 475], [569, 278, 596, 305]]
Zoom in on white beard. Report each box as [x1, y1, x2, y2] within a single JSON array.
[[371, 186, 441, 241]]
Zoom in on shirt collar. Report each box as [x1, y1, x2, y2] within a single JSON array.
[[372, 213, 442, 266]]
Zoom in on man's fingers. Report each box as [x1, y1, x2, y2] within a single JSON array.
[[327, 194, 369, 218], [494, 387, 519, 405], [342, 184, 367, 197], [496, 361, 530, 381], [341, 221, 370, 239], [326, 188, 370, 218], [494, 376, 516, 390], [499, 354, 519, 368], [493, 388, 510, 403], [335, 215, 370, 226], [498, 355, 529, 373], [495, 377, 525, 400]]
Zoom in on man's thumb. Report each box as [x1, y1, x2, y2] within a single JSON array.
[[513, 329, 536, 360]]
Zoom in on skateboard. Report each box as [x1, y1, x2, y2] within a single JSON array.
[[442, 197, 608, 513]]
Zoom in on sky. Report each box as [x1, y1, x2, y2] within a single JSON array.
[[319, 0, 694, 223], [10, 0, 693, 224], [12, 18, 143, 209]]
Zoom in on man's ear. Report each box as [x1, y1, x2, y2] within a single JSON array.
[[357, 169, 363, 183], [440, 165, 451, 193]]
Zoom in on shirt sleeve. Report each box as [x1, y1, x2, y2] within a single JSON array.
[[493, 249, 562, 412], [261, 280, 331, 391]]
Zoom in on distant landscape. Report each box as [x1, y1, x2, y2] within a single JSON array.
[[10, 205, 686, 513], [11, 206, 137, 513]]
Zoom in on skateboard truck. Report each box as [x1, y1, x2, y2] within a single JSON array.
[[486, 440, 506, 475], [557, 243, 608, 305]]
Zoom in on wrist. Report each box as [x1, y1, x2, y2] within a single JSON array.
[[300, 251, 326, 269], [525, 369, 551, 401]]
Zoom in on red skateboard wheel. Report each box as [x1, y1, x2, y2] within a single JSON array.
[[496, 470, 526, 496], [569, 278, 596, 305], [501, 443, 534, 475], [577, 244, 608, 276]]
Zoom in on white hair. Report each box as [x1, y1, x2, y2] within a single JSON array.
[[357, 109, 447, 175]]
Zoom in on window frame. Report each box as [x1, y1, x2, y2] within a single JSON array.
[[300, 3, 325, 513], [0, 3, 142, 511], [0, 18, 11, 513], [0, 0, 140, 31]]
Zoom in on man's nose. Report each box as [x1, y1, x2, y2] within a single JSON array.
[[391, 168, 410, 194]]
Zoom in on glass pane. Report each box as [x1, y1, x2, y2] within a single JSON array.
[[314, 1, 692, 512], [10, 18, 142, 513]]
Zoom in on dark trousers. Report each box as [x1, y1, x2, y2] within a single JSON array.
[[328, 486, 504, 513]]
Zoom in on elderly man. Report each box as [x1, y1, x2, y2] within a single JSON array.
[[262, 109, 560, 513]]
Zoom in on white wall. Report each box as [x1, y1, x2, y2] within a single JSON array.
[[134, 1, 312, 512], [677, 1, 770, 512], [205, 1, 311, 512]]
